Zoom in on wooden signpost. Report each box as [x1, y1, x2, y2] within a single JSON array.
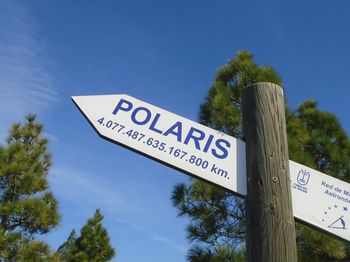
[[73, 83, 350, 261], [242, 83, 297, 262]]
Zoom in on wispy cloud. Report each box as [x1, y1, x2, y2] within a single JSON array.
[[50, 167, 187, 253], [112, 217, 187, 253], [150, 233, 187, 253], [49, 168, 135, 216], [0, 1, 57, 138]]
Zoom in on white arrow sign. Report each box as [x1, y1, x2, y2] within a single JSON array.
[[72, 94, 247, 196], [73, 94, 350, 242], [289, 160, 350, 242]]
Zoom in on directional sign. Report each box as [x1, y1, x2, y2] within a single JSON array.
[[72, 94, 247, 196], [289, 160, 350, 241], [73, 94, 350, 242]]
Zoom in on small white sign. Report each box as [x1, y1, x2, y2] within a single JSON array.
[[290, 160, 350, 241], [72, 94, 247, 196]]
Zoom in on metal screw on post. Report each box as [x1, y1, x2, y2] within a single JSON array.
[[242, 82, 297, 262]]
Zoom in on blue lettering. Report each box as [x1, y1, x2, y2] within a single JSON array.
[[163, 122, 182, 142], [112, 99, 133, 115], [112, 99, 230, 160], [131, 107, 151, 125], [184, 127, 205, 150], [203, 134, 214, 153], [149, 113, 163, 134], [212, 139, 230, 159]]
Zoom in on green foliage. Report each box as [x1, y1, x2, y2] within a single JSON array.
[[173, 50, 278, 259], [57, 209, 115, 262], [296, 224, 347, 261], [0, 226, 60, 261], [199, 50, 281, 138], [0, 116, 115, 261], [15, 240, 52, 261], [287, 101, 350, 260], [288, 100, 350, 181], [57, 229, 79, 261], [172, 181, 245, 248], [187, 245, 245, 262], [187, 246, 214, 262], [0, 115, 60, 261], [172, 50, 350, 261]]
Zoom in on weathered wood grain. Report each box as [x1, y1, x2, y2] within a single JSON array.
[[242, 82, 297, 262]]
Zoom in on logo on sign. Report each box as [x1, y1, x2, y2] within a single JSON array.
[[292, 169, 310, 193], [297, 169, 310, 186]]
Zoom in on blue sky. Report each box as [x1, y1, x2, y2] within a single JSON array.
[[1, 0, 350, 261]]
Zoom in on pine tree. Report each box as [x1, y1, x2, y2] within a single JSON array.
[[287, 101, 350, 261], [187, 245, 245, 262], [172, 50, 281, 258], [172, 51, 350, 260], [57, 229, 79, 261], [58, 209, 115, 261], [0, 115, 60, 260]]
